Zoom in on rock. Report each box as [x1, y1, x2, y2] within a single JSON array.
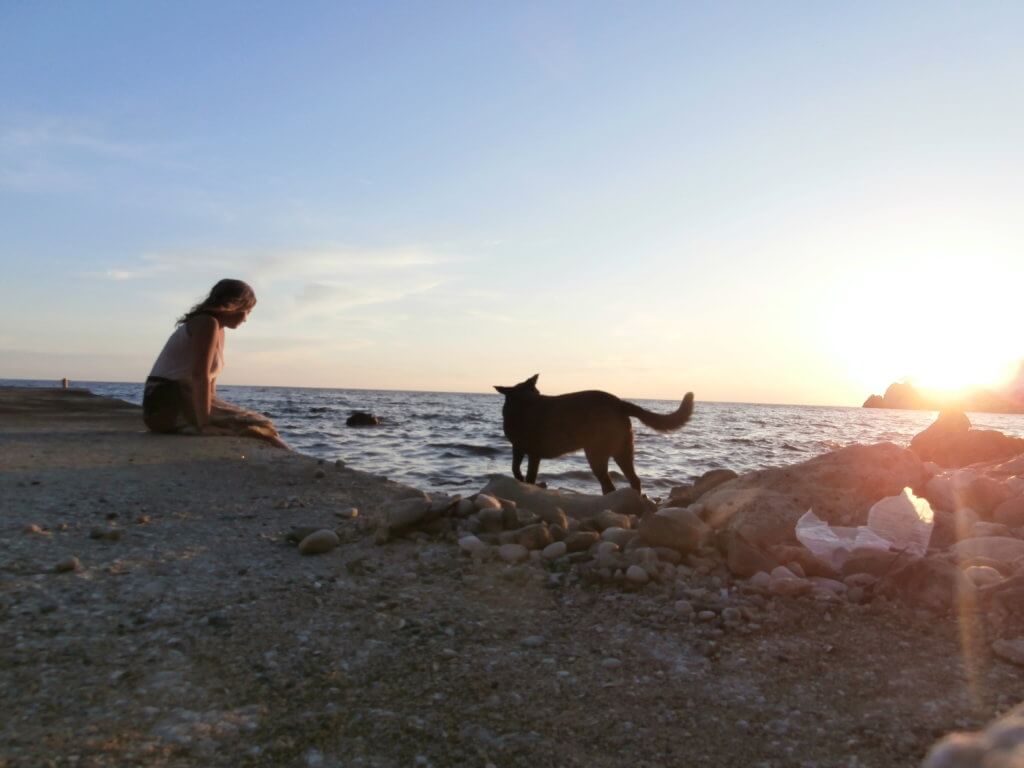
[[334, 507, 359, 519], [542, 541, 567, 560], [950, 537, 1024, 565], [840, 549, 904, 578], [768, 566, 811, 597], [992, 638, 1024, 667], [23, 523, 45, 534], [314, 468, 326, 479], [667, 469, 739, 507], [498, 543, 530, 564], [721, 607, 742, 624], [345, 411, 380, 427], [674, 599, 695, 618], [701, 442, 927, 549], [652, 547, 682, 565], [964, 565, 1003, 588], [600, 527, 637, 548], [521, 635, 545, 648], [383, 498, 433, 532], [514, 523, 552, 550], [298, 529, 339, 555], [476, 508, 505, 533], [625, 565, 649, 585], [54, 556, 81, 573], [638, 507, 709, 554], [587, 510, 632, 532], [879, 557, 972, 610], [455, 498, 476, 517], [921, 732, 989, 768], [536, 507, 569, 529], [963, 476, 1012, 517], [475, 494, 502, 511], [478, 476, 645, 522], [970, 522, 1011, 539], [89, 527, 121, 541], [923, 475, 956, 513], [766, 543, 838, 579], [911, 410, 1024, 468], [564, 531, 600, 553], [458, 535, 489, 557], [748, 571, 771, 591], [724, 534, 777, 577], [601, 657, 623, 669], [930, 507, 981, 549], [994, 496, 1024, 528], [501, 504, 520, 530]]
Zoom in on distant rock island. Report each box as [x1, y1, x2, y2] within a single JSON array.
[[863, 381, 1024, 414]]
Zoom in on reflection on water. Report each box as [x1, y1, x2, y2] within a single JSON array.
[[7, 379, 1024, 497]]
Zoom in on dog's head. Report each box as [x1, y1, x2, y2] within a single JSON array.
[[494, 373, 540, 397]]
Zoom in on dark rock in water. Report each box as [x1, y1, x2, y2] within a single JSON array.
[[910, 410, 1024, 468], [346, 411, 381, 427]]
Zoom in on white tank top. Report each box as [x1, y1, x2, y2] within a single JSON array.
[[149, 321, 224, 382]]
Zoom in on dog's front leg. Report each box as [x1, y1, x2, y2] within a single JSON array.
[[512, 446, 525, 481], [525, 454, 540, 485]]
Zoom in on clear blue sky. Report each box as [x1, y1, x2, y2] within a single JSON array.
[[2, 1, 1022, 404]]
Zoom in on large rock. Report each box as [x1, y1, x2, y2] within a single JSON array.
[[949, 536, 1024, 565], [479, 476, 647, 521], [910, 410, 1024, 468], [922, 702, 1024, 767], [666, 469, 739, 507], [993, 496, 1024, 527], [700, 443, 927, 549], [879, 557, 973, 611], [638, 507, 709, 554]]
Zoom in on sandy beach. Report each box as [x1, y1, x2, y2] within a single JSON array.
[[3, 386, 1024, 767]]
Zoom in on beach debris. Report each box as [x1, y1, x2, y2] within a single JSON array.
[[298, 529, 339, 555]]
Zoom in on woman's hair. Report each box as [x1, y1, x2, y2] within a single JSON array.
[[177, 279, 257, 325]]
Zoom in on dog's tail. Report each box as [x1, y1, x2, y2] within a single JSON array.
[[623, 392, 694, 432]]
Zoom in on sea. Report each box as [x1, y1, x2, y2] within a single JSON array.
[[6, 378, 1024, 497]]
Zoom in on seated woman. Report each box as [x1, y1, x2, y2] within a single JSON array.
[[143, 279, 287, 448]]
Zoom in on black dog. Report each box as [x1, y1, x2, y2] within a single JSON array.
[[494, 374, 694, 494]]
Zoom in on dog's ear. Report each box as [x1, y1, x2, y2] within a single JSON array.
[[526, 373, 539, 387], [494, 385, 509, 394]]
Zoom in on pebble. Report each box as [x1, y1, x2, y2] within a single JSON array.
[[298, 529, 340, 555], [55, 556, 81, 573], [334, 507, 359, 519], [697, 610, 717, 622], [542, 541, 567, 561], [521, 635, 546, 648], [313, 469, 326, 479], [674, 600, 695, 618], [475, 494, 502, 511], [964, 565, 1004, 588], [23, 523, 45, 534], [89, 527, 122, 541], [458, 535, 489, 557], [721, 607, 742, 625], [455, 498, 476, 517], [498, 543, 530, 564], [625, 565, 649, 585]]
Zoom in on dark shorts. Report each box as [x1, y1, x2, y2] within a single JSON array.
[[143, 376, 195, 432]]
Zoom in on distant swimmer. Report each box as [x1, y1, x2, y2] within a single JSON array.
[[143, 279, 287, 448]]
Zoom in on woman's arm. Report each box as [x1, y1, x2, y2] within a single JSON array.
[[188, 315, 219, 430]]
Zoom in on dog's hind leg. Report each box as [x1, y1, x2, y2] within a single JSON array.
[[512, 446, 525, 482], [613, 442, 642, 494], [525, 454, 541, 485], [585, 447, 616, 494]]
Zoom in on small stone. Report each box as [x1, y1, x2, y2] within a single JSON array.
[[455, 498, 476, 517], [515, 523, 553, 550], [55, 556, 81, 573], [498, 543, 530, 564], [542, 541, 567, 561], [23, 523, 45, 534], [314, 468, 326, 479], [748, 571, 772, 591], [601, 657, 623, 669], [992, 638, 1024, 667], [521, 635, 546, 648], [334, 507, 359, 519], [136, 515, 151, 524], [89, 527, 122, 541], [847, 586, 867, 604], [697, 610, 717, 622], [458, 535, 489, 557], [625, 565, 649, 585], [475, 494, 502, 511], [565, 531, 600, 553], [674, 600, 695, 618], [298, 529, 340, 555], [335, 459, 345, 468], [721, 607, 742, 625]]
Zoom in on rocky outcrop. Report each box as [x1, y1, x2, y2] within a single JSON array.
[[910, 410, 1024, 468], [863, 380, 1024, 413]]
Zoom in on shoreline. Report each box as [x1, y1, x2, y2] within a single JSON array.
[[3, 386, 1024, 766]]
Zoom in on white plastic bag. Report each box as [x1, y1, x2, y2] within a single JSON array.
[[795, 510, 891, 571], [796, 488, 934, 570], [865, 487, 934, 557]]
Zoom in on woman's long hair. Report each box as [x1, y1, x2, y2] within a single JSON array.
[[177, 279, 257, 325]]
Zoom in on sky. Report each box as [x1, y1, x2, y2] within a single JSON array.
[[1, 1, 1022, 405]]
